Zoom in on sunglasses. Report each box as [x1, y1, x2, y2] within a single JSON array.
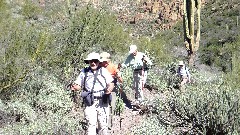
[[89, 59, 99, 63]]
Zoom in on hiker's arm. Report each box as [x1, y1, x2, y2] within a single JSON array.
[[70, 83, 81, 91], [115, 66, 123, 83], [71, 70, 84, 91], [105, 82, 114, 94], [116, 72, 123, 83], [142, 54, 152, 66], [121, 55, 132, 69]]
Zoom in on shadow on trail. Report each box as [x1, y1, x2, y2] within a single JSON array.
[[120, 91, 132, 109]]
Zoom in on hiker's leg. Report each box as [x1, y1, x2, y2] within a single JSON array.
[[181, 76, 188, 86], [84, 104, 97, 135], [108, 86, 116, 129], [143, 71, 148, 86], [136, 72, 143, 102], [137, 71, 144, 102], [133, 71, 139, 100], [180, 76, 188, 90], [111, 86, 117, 113], [97, 100, 109, 135]]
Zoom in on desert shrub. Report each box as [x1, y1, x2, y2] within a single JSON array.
[[61, 5, 130, 62], [0, 18, 55, 92], [0, 2, 132, 92], [157, 73, 240, 134], [224, 37, 240, 89], [21, 0, 42, 19], [146, 67, 170, 93], [199, 0, 240, 71], [133, 115, 171, 135], [120, 67, 133, 96], [49, 4, 132, 84], [137, 34, 173, 66], [0, 67, 84, 134]]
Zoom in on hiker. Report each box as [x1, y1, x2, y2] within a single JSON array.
[[120, 44, 152, 104], [100, 52, 123, 128], [100, 52, 123, 85], [177, 60, 191, 88], [100, 52, 123, 106], [70, 52, 114, 135]]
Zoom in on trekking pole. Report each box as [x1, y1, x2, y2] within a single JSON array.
[[110, 104, 113, 128], [118, 83, 124, 129]]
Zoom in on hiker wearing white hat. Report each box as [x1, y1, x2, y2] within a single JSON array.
[[100, 52, 123, 85], [177, 60, 191, 89], [70, 52, 114, 135], [121, 44, 152, 105]]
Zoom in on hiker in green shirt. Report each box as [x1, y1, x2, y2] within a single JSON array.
[[121, 44, 152, 105]]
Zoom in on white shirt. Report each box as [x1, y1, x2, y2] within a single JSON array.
[[74, 67, 113, 97], [178, 66, 191, 80]]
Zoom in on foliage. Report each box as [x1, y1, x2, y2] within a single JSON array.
[[138, 34, 173, 66], [114, 93, 125, 114], [0, 2, 132, 92], [157, 72, 240, 134], [199, 0, 240, 71], [121, 67, 133, 96], [2, 0, 240, 134], [0, 68, 85, 134], [21, 0, 42, 19], [224, 37, 240, 89], [0, 18, 54, 92], [133, 115, 171, 135]]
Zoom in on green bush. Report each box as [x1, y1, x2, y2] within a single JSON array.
[[199, 0, 240, 71], [0, 68, 84, 134], [133, 116, 171, 135], [157, 73, 240, 134], [224, 37, 240, 89], [21, 0, 42, 19]]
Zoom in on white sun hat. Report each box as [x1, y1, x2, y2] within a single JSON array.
[[178, 61, 184, 66], [129, 44, 137, 54], [100, 52, 111, 62], [84, 52, 101, 64]]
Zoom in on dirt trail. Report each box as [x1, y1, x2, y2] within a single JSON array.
[[109, 87, 157, 135]]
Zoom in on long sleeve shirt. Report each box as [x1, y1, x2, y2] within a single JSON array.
[[122, 52, 152, 70]]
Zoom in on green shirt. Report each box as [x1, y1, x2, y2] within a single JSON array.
[[122, 52, 152, 70]]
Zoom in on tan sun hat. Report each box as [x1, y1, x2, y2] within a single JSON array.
[[129, 44, 137, 54], [84, 52, 101, 64], [178, 61, 184, 66], [100, 52, 111, 62]]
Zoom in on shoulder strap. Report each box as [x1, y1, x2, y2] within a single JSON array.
[[82, 67, 108, 92], [177, 66, 180, 73], [83, 67, 90, 91], [99, 67, 107, 86], [185, 66, 189, 76]]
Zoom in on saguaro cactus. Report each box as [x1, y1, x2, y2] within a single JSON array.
[[183, 0, 201, 66]]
